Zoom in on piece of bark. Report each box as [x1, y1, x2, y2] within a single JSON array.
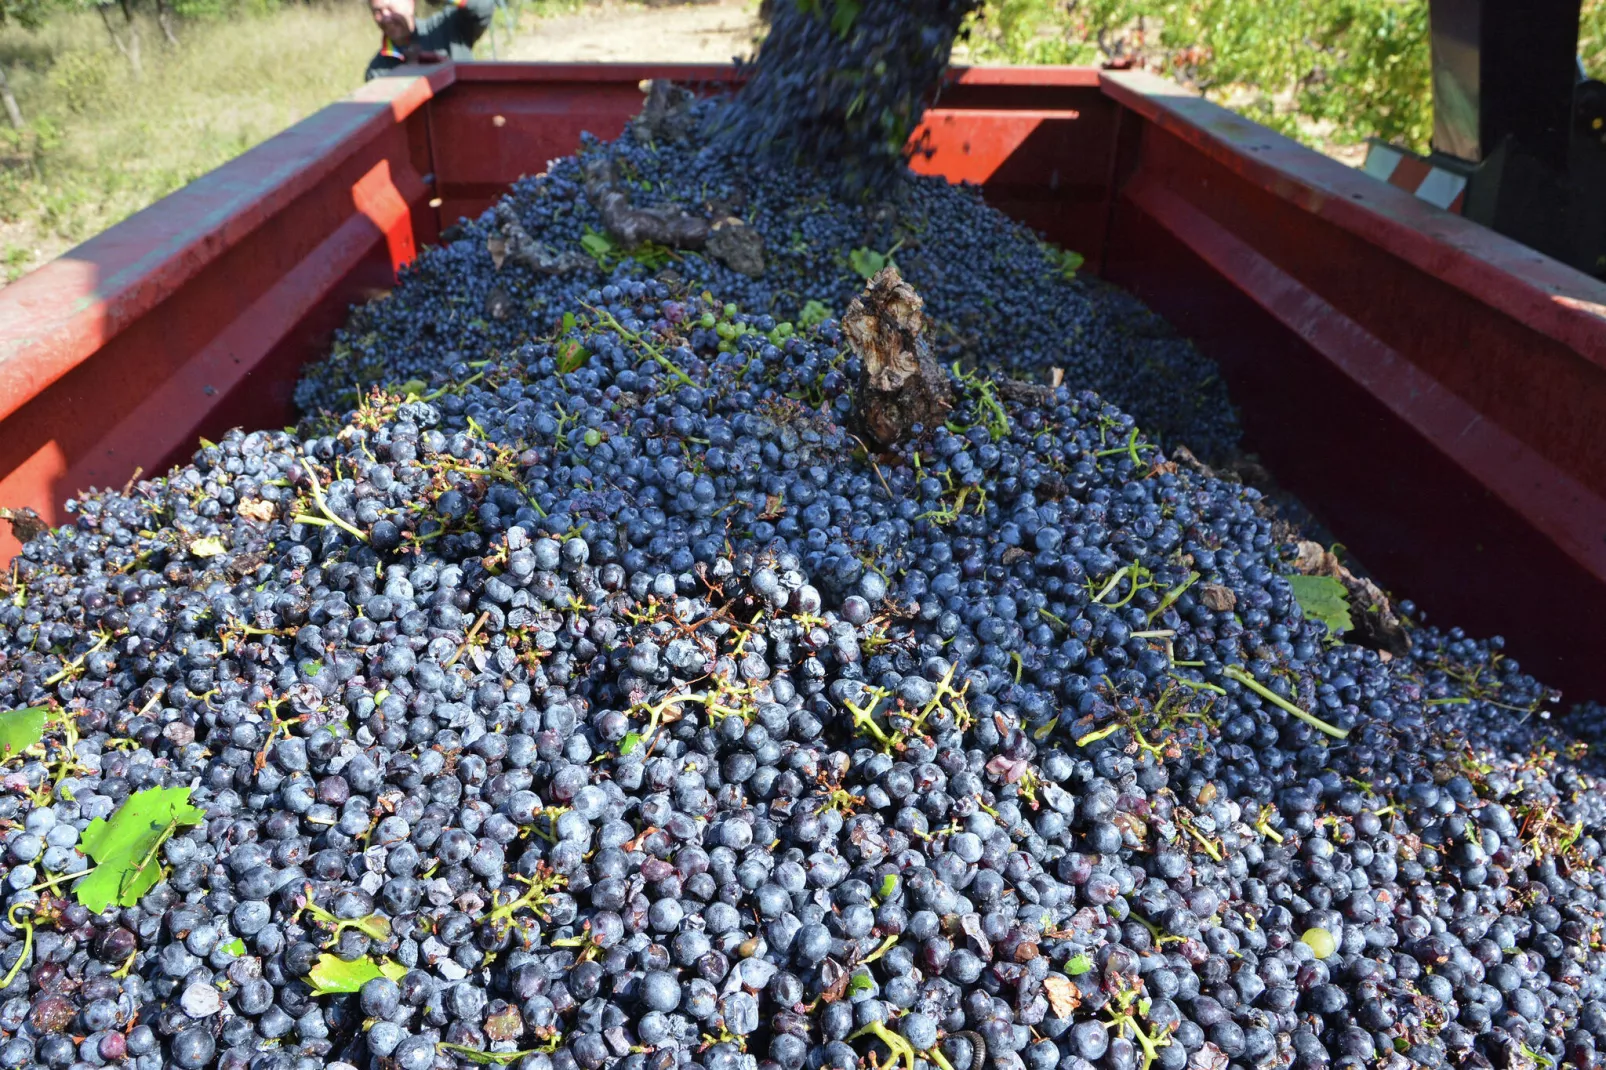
[[630, 79, 698, 143], [844, 267, 952, 448], [491, 203, 593, 275], [997, 377, 1058, 407], [707, 217, 766, 277], [582, 157, 710, 249], [1199, 585, 1237, 612], [0, 508, 46, 545]]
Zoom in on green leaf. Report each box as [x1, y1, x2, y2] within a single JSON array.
[[620, 732, 642, 756], [847, 971, 873, 995], [0, 706, 46, 764], [189, 536, 226, 558], [557, 341, 590, 375], [1065, 953, 1092, 976], [580, 228, 615, 264], [76, 786, 206, 913], [561, 311, 577, 333], [305, 953, 406, 995], [222, 937, 246, 956], [877, 874, 898, 900], [1043, 244, 1085, 281], [848, 247, 888, 280], [1287, 574, 1353, 636], [830, 0, 861, 38], [397, 378, 429, 398]]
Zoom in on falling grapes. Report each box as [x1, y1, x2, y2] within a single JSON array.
[[0, 7, 1602, 1070]]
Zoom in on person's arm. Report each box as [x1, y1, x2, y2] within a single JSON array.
[[447, 0, 496, 51], [366, 50, 404, 80]]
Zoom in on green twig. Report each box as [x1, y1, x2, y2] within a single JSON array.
[[1221, 665, 1348, 739]]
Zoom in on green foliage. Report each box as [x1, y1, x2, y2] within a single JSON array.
[[848, 240, 901, 279], [798, 299, 832, 329], [1065, 952, 1093, 975], [0, 2, 377, 276], [965, 0, 1447, 151], [45, 47, 112, 114], [1043, 242, 1084, 281], [305, 952, 406, 995], [1583, 3, 1606, 80], [76, 786, 206, 913], [1287, 573, 1352, 636], [0, 706, 45, 762], [0, 0, 54, 32], [580, 224, 674, 272]]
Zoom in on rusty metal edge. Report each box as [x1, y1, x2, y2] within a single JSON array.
[[1098, 68, 1606, 370]]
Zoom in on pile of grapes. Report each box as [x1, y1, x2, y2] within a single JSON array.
[[2, 4, 1605, 1070]]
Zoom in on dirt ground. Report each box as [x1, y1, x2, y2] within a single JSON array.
[[506, 0, 762, 63]]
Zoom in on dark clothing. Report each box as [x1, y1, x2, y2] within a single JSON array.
[[365, 0, 496, 81]]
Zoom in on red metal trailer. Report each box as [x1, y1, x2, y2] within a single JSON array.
[[0, 63, 1603, 699]]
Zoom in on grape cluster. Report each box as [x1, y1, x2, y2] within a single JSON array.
[[2, 6, 1605, 1070]]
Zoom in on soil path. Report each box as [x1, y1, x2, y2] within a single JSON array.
[[506, 0, 761, 63]]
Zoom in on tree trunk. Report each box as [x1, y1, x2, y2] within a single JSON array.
[[104, 0, 143, 75], [154, 0, 180, 47], [98, 3, 143, 75], [0, 64, 23, 132]]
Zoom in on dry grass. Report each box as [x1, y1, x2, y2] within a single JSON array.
[[0, 2, 380, 284]]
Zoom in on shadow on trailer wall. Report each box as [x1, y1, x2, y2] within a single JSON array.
[[0, 63, 1603, 700]]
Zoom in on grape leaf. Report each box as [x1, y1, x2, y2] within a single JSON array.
[[1287, 574, 1353, 636], [1043, 243, 1085, 281], [557, 340, 590, 375], [189, 536, 226, 558], [620, 732, 642, 756], [0, 706, 46, 764], [877, 873, 897, 900], [1064, 953, 1092, 975], [306, 953, 407, 996], [76, 786, 206, 913], [1042, 974, 1080, 1018], [849, 246, 891, 279], [222, 937, 246, 956]]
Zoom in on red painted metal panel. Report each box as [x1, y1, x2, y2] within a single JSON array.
[[907, 102, 1116, 263], [1098, 72, 1606, 697]]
